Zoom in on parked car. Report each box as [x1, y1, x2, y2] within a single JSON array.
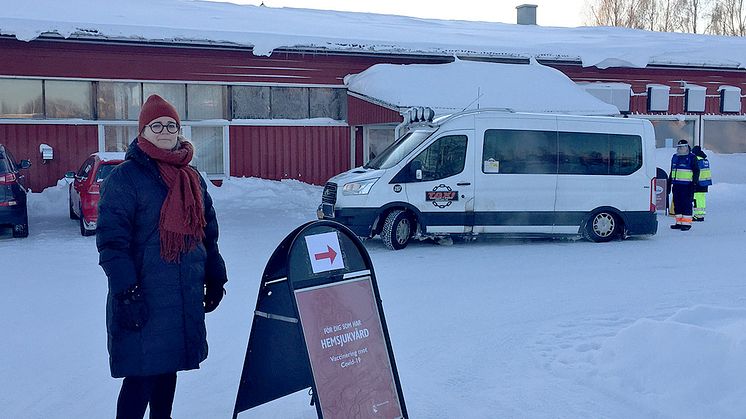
[[0, 144, 32, 238], [66, 152, 125, 236]]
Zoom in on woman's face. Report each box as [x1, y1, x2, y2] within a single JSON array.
[[141, 116, 179, 150]]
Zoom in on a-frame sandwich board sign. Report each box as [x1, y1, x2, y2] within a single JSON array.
[[233, 220, 407, 419]]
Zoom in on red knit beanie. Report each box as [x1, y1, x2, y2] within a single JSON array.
[[139, 94, 181, 133]]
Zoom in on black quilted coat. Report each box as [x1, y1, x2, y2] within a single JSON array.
[[96, 139, 227, 378]]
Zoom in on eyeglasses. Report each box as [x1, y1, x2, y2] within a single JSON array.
[[146, 122, 179, 134]]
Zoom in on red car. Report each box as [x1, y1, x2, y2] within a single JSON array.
[[66, 152, 125, 236]]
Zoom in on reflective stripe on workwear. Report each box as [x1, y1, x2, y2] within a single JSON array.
[[697, 157, 712, 187], [671, 154, 695, 185], [694, 191, 706, 217]]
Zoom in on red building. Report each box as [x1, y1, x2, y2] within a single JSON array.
[[1, 3, 745, 191]]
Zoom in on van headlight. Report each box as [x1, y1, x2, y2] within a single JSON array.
[[342, 178, 379, 195]]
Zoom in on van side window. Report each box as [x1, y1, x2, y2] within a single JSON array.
[[483, 129, 557, 174], [409, 135, 467, 181], [483, 129, 643, 176], [558, 132, 642, 175]]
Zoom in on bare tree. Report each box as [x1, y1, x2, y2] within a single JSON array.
[[682, 0, 709, 33], [586, 0, 719, 34], [706, 0, 746, 35]]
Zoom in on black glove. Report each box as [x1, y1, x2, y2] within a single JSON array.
[[115, 284, 148, 331], [204, 285, 226, 313]]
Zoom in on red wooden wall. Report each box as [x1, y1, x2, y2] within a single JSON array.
[[0, 124, 98, 192], [0, 38, 447, 85], [229, 125, 350, 185], [347, 95, 402, 125]]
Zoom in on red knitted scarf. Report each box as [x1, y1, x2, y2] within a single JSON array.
[[138, 138, 206, 263]]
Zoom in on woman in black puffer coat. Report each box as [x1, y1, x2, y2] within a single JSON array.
[[97, 94, 227, 419]]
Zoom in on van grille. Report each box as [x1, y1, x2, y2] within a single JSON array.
[[322, 182, 337, 205]]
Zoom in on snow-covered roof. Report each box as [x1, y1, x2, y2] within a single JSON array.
[[345, 59, 620, 116], [3, 0, 746, 70]]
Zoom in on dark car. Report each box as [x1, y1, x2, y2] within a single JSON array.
[[66, 152, 125, 236], [0, 144, 32, 238]]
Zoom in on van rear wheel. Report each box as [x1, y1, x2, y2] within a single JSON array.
[[381, 210, 414, 250], [585, 211, 620, 242]]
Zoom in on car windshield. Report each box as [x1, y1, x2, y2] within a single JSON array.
[[95, 164, 118, 181], [364, 129, 435, 170]]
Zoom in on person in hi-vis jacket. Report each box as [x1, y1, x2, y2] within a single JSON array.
[[692, 145, 712, 221], [669, 140, 699, 231]]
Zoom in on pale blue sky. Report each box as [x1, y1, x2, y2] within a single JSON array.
[[217, 0, 591, 27]]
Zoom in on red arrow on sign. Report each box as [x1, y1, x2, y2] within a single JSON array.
[[314, 245, 337, 264]]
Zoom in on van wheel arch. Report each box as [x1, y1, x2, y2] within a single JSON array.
[[373, 203, 422, 236]]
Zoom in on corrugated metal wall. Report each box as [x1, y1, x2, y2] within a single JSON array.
[[229, 126, 351, 185], [0, 124, 98, 192]]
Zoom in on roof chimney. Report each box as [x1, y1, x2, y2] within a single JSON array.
[[516, 4, 537, 25]]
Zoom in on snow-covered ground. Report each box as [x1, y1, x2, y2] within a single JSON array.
[[2, 151, 745, 418]]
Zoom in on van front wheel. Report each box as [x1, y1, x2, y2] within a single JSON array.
[[381, 210, 413, 250], [585, 211, 620, 242]]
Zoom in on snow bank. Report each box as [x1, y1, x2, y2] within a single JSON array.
[[203, 176, 321, 212], [592, 306, 746, 418], [27, 178, 69, 217]]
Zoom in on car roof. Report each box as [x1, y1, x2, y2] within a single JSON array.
[[92, 151, 126, 162]]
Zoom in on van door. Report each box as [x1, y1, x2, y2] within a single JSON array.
[[395, 131, 474, 234], [473, 115, 558, 234]]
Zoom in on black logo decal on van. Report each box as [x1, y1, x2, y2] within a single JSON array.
[[393, 184, 402, 193], [426, 184, 458, 208]]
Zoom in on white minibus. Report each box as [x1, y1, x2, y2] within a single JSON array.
[[318, 108, 658, 250]]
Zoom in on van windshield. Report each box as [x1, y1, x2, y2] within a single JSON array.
[[364, 129, 435, 170]]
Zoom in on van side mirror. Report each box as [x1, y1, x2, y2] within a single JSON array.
[[19, 160, 31, 170]]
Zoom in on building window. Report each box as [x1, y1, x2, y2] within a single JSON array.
[[143, 83, 186, 119], [703, 119, 746, 153], [187, 85, 227, 120], [271, 86, 309, 119], [103, 125, 138, 152], [0, 79, 43, 118], [366, 126, 396, 162], [649, 119, 696, 148], [98, 82, 141, 120], [310, 88, 347, 120], [45, 80, 93, 119], [190, 126, 224, 175], [232, 86, 270, 119]]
